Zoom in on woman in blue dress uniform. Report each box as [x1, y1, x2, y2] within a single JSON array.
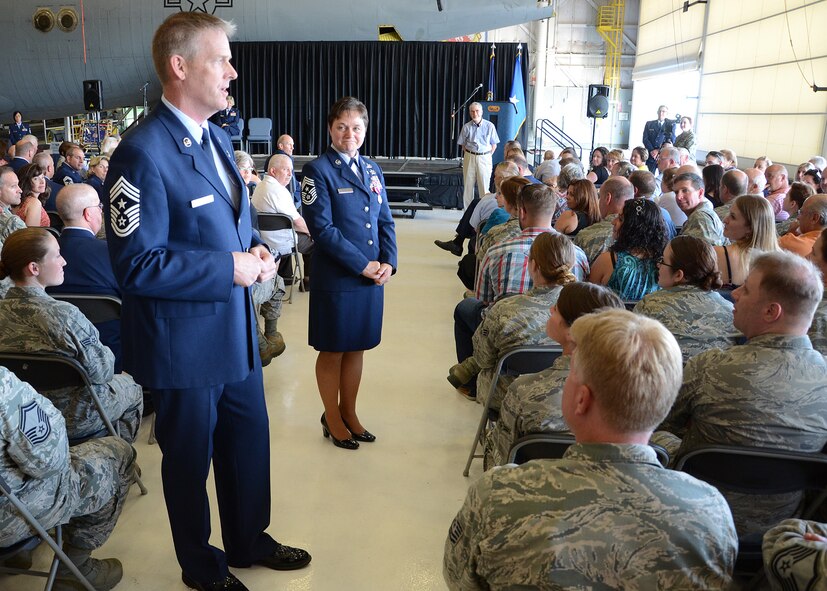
[[9, 111, 32, 145], [85, 155, 109, 202], [301, 97, 398, 450]]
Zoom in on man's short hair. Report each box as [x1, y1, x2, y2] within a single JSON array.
[[751, 251, 823, 323], [614, 162, 636, 179], [507, 154, 529, 172], [495, 161, 519, 176], [267, 153, 292, 171], [599, 176, 634, 202], [570, 309, 682, 433], [629, 170, 657, 197], [469, 101, 482, 111], [234, 150, 253, 170], [543, 150, 554, 161], [152, 12, 236, 84], [802, 194, 827, 227], [276, 134, 293, 148], [15, 139, 35, 157], [809, 156, 827, 171], [56, 183, 99, 223], [327, 96, 369, 128], [557, 162, 585, 191], [719, 149, 738, 168], [0, 165, 15, 186], [517, 183, 556, 217], [32, 152, 53, 170], [673, 172, 704, 191], [721, 169, 748, 197], [659, 146, 679, 163]]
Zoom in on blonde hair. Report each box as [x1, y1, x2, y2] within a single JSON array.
[[529, 232, 577, 285], [88, 154, 109, 168], [731, 195, 780, 252], [152, 12, 236, 84], [570, 309, 682, 432]]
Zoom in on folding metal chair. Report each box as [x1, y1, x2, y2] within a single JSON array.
[[0, 353, 147, 495], [0, 472, 96, 591], [49, 294, 121, 324], [246, 117, 272, 154], [508, 433, 670, 467], [675, 444, 827, 582], [258, 212, 303, 303], [463, 345, 563, 477]]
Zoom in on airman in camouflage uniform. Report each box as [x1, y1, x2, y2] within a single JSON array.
[[714, 202, 732, 222], [445, 309, 737, 591], [485, 355, 570, 470], [250, 273, 286, 364], [0, 286, 143, 442], [657, 333, 827, 535], [444, 444, 737, 590], [633, 284, 739, 364], [776, 213, 797, 237], [810, 296, 827, 355], [681, 199, 726, 246], [476, 217, 520, 269], [0, 366, 134, 586], [763, 519, 827, 591], [473, 285, 563, 410], [573, 214, 615, 264]]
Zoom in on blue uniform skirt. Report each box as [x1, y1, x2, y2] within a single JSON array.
[[308, 285, 384, 352]]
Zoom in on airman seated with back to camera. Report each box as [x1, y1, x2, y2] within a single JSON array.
[[655, 250, 827, 536], [444, 308, 737, 590], [0, 365, 135, 591]]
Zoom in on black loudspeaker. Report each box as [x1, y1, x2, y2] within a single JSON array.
[[586, 84, 610, 119], [83, 79, 103, 111]]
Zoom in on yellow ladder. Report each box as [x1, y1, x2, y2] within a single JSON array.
[[597, 0, 625, 103]]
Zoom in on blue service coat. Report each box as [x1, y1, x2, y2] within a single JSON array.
[[9, 122, 31, 145], [9, 157, 29, 173], [642, 118, 677, 170], [55, 162, 83, 186], [103, 102, 260, 389], [86, 175, 105, 203], [44, 179, 62, 211], [301, 147, 397, 291], [213, 108, 240, 137]]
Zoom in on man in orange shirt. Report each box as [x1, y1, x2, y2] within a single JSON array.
[[779, 194, 827, 257]]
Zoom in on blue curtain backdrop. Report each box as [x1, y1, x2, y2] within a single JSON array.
[[229, 41, 528, 159]]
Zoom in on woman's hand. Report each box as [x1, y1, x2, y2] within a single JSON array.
[[361, 260, 381, 280], [375, 263, 393, 285]]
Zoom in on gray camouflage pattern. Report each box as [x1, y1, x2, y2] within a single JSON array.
[[476, 217, 520, 266], [473, 286, 562, 411], [0, 286, 143, 442], [776, 213, 798, 237], [251, 273, 285, 320], [486, 355, 570, 470], [763, 519, 827, 591], [444, 443, 737, 590], [809, 296, 827, 356], [633, 285, 739, 363], [713, 203, 731, 222], [657, 334, 827, 535], [0, 207, 26, 299], [0, 366, 134, 549], [573, 214, 616, 264], [680, 200, 726, 246]]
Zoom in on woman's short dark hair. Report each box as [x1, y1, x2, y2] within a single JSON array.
[[17, 163, 51, 205], [802, 170, 823, 193], [590, 147, 608, 169], [12, 110, 22, 120], [788, 181, 816, 210], [327, 96, 369, 128], [611, 198, 667, 259], [556, 282, 624, 326], [566, 179, 600, 224], [702, 164, 725, 206], [0, 227, 53, 282], [632, 146, 648, 162], [668, 235, 722, 291]]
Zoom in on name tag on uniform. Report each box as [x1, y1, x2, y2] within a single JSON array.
[[337, 188, 354, 194], [190, 195, 214, 208]]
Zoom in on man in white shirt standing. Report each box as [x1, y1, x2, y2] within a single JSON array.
[[457, 102, 499, 209], [252, 154, 314, 289]]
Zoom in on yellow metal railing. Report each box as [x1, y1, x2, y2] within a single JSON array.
[[596, 0, 625, 103]]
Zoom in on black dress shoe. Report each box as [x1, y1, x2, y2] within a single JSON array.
[[182, 572, 248, 591], [251, 543, 312, 571], [341, 418, 376, 442], [434, 239, 462, 256], [320, 413, 359, 450]]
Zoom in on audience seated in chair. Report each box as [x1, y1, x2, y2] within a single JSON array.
[[444, 309, 737, 590], [808, 228, 827, 355], [713, 168, 749, 222], [655, 250, 827, 536], [487, 282, 623, 469], [674, 171, 726, 246], [47, 183, 124, 372], [474, 175, 529, 268], [634, 236, 738, 364], [715, 194, 780, 288], [0, 166, 26, 297], [574, 176, 635, 264], [0, 365, 135, 590], [779, 193, 827, 258], [447, 233, 577, 402], [765, 165, 791, 222], [763, 519, 827, 591], [0, 228, 143, 442]]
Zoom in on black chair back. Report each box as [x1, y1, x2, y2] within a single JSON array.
[[50, 294, 121, 324]]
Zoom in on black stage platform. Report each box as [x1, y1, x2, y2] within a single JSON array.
[[252, 155, 466, 211]]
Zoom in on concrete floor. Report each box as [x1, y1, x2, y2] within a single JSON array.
[[3, 208, 484, 591]]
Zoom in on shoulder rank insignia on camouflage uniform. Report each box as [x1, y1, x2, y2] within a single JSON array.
[[301, 177, 317, 206], [18, 400, 51, 445], [109, 176, 141, 238], [449, 518, 464, 544]]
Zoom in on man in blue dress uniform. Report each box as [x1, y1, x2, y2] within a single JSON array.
[[211, 95, 241, 138], [55, 144, 85, 185], [642, 105, 677, 173], [103, 12, 310, 591]]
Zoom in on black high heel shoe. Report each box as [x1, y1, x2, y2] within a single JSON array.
[[341, 418, 376, 443], [320, 413, 359, 450]]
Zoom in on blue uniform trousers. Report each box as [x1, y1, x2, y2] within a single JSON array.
[[151, 360, 278, 584]]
